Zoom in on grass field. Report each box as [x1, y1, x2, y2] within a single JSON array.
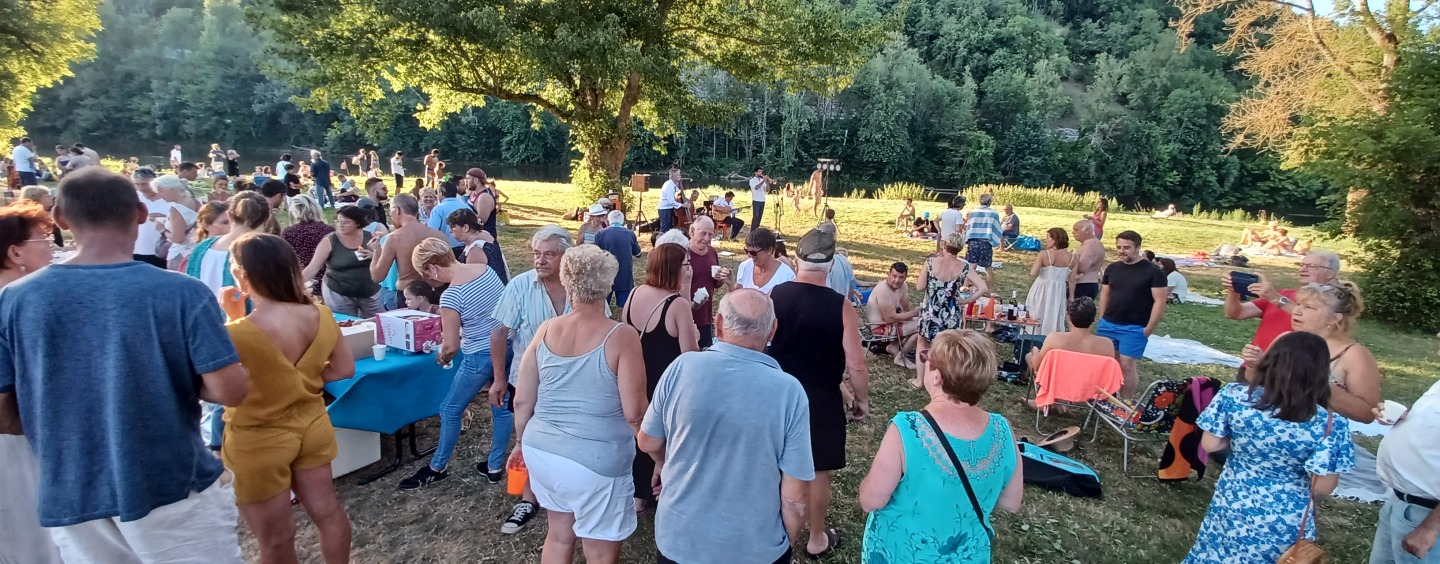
[[237, 181, 1437, 563]]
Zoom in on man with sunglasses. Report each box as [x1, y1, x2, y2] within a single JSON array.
[[1221, 249, 1342, 379]]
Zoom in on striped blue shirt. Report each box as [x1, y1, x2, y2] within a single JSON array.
[[439, 267, 506, 354], [965, 205, 1003, 248]]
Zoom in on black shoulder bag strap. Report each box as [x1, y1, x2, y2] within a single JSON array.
[[919, 409, 995, 539]]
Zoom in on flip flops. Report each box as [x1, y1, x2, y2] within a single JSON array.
[[1017, 426, 1081, 453], [806, 528, 842, 560]]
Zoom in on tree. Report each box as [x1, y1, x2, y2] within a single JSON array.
[[1171, 0, 1431, 153], [0, 0, 102, 139], [253, 0, 887, 202], [1302, 48, 1440, 328]]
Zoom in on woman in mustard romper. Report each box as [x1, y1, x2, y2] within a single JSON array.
[[221, 233, 356, 564]]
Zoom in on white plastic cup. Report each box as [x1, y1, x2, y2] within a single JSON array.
[[711, 265, 722, 279], [372, 344, 387, 361]]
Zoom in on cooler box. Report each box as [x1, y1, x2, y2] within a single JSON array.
[[338, 319, 377, 360], [376, 309, 443, 353], [330, 428, 381, 479]]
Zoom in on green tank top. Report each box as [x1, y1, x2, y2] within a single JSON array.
[[324, 232, 380, 298]]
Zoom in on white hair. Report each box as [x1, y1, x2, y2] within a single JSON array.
[[607, 210, 626, 227], [655, 228, 689, 248], [979, 193, 993, 206], [719, 290, 775, 341], [152, 175, 189, 195], [531, 224, 574, 251], [797, 259, 833, 274], [310, 150, 322, 160], [1310, 250, 1342, 274]]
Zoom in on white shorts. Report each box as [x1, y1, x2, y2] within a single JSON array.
[[47, 474, 243, 564], [0, 434, 62, 564], [523, 444, 637, 542]]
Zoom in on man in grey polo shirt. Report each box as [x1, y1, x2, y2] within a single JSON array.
[[639, 289, 814, 564]]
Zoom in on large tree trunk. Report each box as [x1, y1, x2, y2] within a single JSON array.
[[571, 128, 631, 206]]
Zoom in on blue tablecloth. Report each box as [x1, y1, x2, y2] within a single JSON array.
[[325, 314, 459, 434]]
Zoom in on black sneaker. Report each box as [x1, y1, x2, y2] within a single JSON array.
[[500, 501, 537, 534], [397, 466, 448, 490], [476, 461, 504, 484]]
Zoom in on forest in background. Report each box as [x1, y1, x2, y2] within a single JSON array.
[[25, 0, 1330, 214]]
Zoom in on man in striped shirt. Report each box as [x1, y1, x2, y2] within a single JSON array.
[[965, 193, 1003, 292]]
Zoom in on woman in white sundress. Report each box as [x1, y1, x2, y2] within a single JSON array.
[[1024, 227, 1075, 336]]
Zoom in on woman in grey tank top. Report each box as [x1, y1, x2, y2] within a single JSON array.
[[510, 244, 649, 563]]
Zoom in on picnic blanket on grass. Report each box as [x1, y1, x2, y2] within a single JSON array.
[[1143, 335, 1242, 367]]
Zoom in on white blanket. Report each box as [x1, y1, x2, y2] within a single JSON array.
[[1144, 335, 1243, 367]]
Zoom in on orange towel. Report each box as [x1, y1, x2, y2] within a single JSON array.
[[1034, 349, 1124, 409]]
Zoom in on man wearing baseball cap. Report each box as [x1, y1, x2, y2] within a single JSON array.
[[765, 228, 872, 558]]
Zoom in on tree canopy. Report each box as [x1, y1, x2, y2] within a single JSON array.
[[252, 0, 888, 201], [0, 0, 101, 139]]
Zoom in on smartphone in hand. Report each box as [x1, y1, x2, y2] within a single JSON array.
[[1231, 271, 1259, 301]]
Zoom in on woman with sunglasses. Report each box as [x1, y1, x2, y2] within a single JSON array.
[[0, 201, 62, 563], [727, 227, 794, 296]]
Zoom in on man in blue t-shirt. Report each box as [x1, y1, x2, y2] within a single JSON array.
[[594, 210, 642, 307], [0, 167, 249, 562], [426, 179, 474, 255]]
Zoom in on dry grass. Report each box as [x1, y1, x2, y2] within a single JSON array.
[[248, 181, 1437, 563]]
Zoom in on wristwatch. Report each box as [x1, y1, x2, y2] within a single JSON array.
[[1277, 296, 1292, 308]]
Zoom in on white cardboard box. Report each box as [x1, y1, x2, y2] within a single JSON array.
[[330, 427, 381, 479], [339, 320, 377, 360], [375, 309, 443, 353]]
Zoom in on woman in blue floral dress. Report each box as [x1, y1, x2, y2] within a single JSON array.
[[1185, 332, 1356, 563], [861, 329, 1023, 563], [910, 233, 987, 389]]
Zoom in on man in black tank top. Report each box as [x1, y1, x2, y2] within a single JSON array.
[[766, 228, 871, 558]]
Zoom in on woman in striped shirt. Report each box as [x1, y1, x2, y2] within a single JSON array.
[[399, 238, 511, 489]]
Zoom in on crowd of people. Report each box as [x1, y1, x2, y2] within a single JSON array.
[[0, 145, 1436, 564]]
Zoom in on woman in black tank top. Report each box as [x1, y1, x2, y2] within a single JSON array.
[[621, 243, 700, 510]]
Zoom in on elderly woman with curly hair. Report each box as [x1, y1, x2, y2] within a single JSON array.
[[510, 244, 649, 564], [0, 201, 63, 563]]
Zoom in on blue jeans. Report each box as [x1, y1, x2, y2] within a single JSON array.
[[379, 288, 397, 311], [315, 183, 335, 207], [658, 208, 675, 233], [18, 171, 37, 186], [751, 200, 765, 232], [429, 348, 514, 472], [612, 282, 634, 308], [1371, 496, 1440, 564]]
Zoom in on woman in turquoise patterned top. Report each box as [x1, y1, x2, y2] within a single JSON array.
[[861, 329, 1023, 564]]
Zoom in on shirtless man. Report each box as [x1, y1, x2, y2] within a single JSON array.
[[808, 166, 824, 217], [423, 149, 440, 189], [1240, 220, 1282, 246], [867, 262, 921, 369], [1071, 219, 1106, 301], [368, 193, 447, 307], [1023, 297, 1115, 408]]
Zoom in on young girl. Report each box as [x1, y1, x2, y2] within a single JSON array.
[[1184, 331, 1355, 563], [221, 233, 354, 564], [403, 280, 438, 313]]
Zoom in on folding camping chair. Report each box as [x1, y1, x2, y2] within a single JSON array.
[[1029, 349, 1124, 433], [1085, 379, 1187, 477], [851, 293, 899, 354]]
